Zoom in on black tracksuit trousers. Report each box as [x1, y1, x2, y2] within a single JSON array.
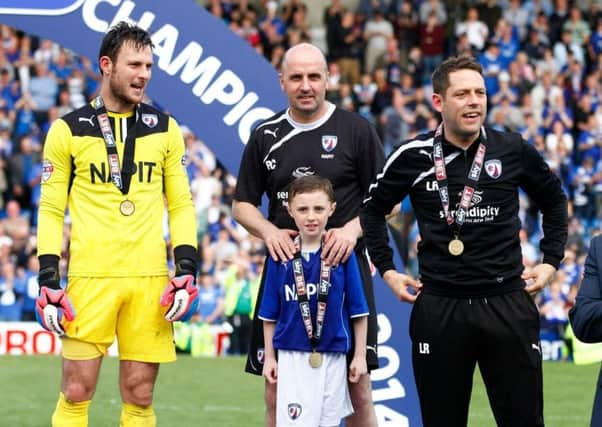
[[410, 289, 544, 427]]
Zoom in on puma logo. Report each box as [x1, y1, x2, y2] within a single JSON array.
[[419, 149, 432, 160], [78, 115, 95, 127], [264, 128, 278, 137]]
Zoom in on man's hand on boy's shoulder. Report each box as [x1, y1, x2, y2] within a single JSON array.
[[322, 220, 361, 266]]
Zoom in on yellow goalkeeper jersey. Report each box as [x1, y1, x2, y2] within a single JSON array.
[[37, 102, 197, 277]]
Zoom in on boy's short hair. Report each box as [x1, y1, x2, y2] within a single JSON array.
[[288, 175, 335, 203]]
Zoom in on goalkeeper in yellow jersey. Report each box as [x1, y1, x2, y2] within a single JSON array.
[[35, 22, 198, 427]]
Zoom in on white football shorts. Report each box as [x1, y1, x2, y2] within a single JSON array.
[[276, 350, 353, 426]]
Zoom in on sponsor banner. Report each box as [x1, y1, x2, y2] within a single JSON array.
[[0, 0, 285, 174], [371, 234, 422, 426], [0, 322, 232, 357], [0, 322, 119, 355]]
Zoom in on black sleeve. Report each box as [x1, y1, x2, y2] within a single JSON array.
[[234, 130, 266, 206], [360, 151, 413, 276], [355, 119, 386, 198], [519, 139, 568, 268]]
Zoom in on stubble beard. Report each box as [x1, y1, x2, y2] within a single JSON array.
[[110, 77, 141, 109], [292, 95, 325, 122]]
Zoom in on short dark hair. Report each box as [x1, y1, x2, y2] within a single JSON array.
[[288, 175, 335, 203], [431, 55, 483, 96], [98, 21, 153, 74]]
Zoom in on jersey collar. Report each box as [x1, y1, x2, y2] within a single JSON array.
[[285, 102, 336, 131]]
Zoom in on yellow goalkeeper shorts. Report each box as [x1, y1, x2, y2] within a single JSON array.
[[61, 276, 176, 363]]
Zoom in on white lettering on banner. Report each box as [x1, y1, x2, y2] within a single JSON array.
[[374, 404, 410, 426], [109, 0, 155, 30], [372, 314, 409, 426], [201, 70, 244, 105], [0, 0, 86, 16], [82, 0, 120, 32], [81, 0, 275, 144]]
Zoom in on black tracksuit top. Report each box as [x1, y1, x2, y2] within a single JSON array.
[[361, 127, 568, 298]]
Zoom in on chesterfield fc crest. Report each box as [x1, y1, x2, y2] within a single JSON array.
[[288, 403, 302, 420], [141, 113, 158, 128], [321, 135, 337, 152], [484, 159, 502, 179]]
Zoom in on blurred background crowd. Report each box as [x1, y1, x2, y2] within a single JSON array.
[[0, 0, 599, 359]]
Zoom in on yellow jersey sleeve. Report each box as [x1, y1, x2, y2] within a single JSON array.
[[37, 118, 72, 258], [164, 117, 197, 251]]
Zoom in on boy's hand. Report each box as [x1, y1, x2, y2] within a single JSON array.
[[263, 357, 278, 384], [348, 356, 367, 383]]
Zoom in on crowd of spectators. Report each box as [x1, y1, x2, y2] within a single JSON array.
[[0, 0, 601, 357], [209, 0, 600, 349]]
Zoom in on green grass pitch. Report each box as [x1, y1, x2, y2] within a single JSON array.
[[1, 355, 598, 426]]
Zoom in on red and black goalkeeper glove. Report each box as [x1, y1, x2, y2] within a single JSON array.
[[160, 253, 199, 322], [35, 255, 75, 336]]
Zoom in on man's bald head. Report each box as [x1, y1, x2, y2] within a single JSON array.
[[278, 43, 330, 123], [281, 43, 328, 75]]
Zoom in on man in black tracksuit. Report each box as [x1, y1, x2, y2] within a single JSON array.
[[360, 56, 568, 427]]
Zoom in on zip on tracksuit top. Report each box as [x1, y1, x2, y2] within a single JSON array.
[[360, 127, 568, 298]]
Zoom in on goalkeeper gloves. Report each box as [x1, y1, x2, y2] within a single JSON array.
[[35, 260, 75, 336], [160, 257, 199, 322]]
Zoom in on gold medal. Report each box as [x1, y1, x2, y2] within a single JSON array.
[[119, 200, 135, 216], [448, 238, 464, 256], [308, 351, 322, 368]]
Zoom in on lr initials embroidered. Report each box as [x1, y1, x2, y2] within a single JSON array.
[[419, 342, 430, 354]]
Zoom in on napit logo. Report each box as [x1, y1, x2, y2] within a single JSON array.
[[0, 0, 84, 15], [284, 283, 321, 301]]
